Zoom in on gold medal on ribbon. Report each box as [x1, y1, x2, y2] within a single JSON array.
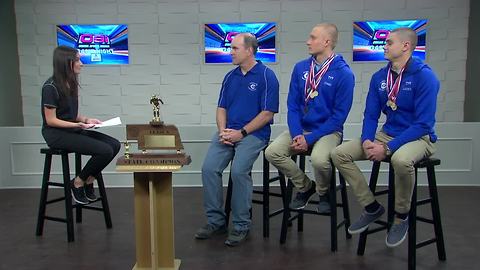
[[310, 91, 318, 99], [387, 100, 397, 111]]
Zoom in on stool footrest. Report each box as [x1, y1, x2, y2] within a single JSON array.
[[417, 198, 432, 206], [46, 197, 66, 204], [364, 225, 387, 235], [374, 189, 389, 196], [416, 216, 434, 224], [415, 158, 441, 168], [252, 199, 263, 204], [252, 190, 284, 198], [269, 208, 284, 218], [75, 205, 104, 211], [337, 220, 347, 229], [47, 182, 65, 187], [44, 216, 67, 223], [416, 238, 437, 249], [301, 209, 330, 216], [268, 176, 282, 183]]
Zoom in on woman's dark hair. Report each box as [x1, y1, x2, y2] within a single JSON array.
[[52, 46, 79, 97]]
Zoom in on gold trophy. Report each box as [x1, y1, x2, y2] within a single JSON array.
[[149, 94, 164, 126]]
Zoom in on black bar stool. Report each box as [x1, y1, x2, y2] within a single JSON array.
[[36, 148, 113, 242], [357, 157, 446, 270], [225, 149, 287, 237], [280, 153, 351, 252]]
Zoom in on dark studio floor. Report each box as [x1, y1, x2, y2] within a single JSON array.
[[0, 186, 478, 270]]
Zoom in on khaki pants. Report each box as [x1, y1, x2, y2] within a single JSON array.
[[331, 131, 435, 213], [265, 131, 341, 195]]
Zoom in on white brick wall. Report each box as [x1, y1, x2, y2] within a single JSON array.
[[15, 0, 470, 126]]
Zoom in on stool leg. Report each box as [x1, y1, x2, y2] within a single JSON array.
[[408, 169, 417, 270], [329, 167, 338, 252], [36, 153, 52, 236], [280, 177, 293, 244], [297, 155, 306, 232], [62, 153, 74, 242], [339, 173, 351, 239], [427, 165, 447, 261], [279, 171, 287, 213], [97, 173, 113, 228], [225, 173, 233, 227], [387, 163, 395, 230], [75, 153, 83, 224], [262, 154, 270, 238], [358, 161, 381, 255]]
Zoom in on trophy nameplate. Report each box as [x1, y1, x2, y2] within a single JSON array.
[[143, 134, 176, 148], [116, 153, 191, 172], [126, 124, 184, 151]]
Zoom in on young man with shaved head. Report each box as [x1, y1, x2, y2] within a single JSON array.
[[195, 33, 279, 246], [331, 27, 440, 247], [265, 23, 354, 213]]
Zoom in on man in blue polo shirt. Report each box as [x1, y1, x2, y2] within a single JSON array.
[[195, 33, 279, 247], [332, 27, 440, 248], [265, 23, 354, 213]]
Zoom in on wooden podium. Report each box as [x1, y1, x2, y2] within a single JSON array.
[[117, 124, 191, 270]]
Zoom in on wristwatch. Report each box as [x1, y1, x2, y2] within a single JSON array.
[[383, 143, 392, 156], [240, 128, 248, 138]]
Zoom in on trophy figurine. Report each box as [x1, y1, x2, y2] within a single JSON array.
[[150, 94, 164, 126]]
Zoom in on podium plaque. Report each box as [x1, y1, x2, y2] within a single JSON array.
[[117, 118, 190, 270]]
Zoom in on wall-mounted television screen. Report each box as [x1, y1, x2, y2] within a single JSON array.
[[204, 22, 276, 64], [56, 24, 129, 65], [353, 19, 427, 62]]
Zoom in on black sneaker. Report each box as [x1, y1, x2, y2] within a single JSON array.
[[317, 193, 331, 214], [194, 224, 227, 239], [224, 229, 249, 247], [289, 181, 316, 210], [70, 179, 89, 205], [84, 183, 97, 202]]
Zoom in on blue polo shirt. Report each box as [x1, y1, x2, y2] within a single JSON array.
[[218, 61, 279, 141]]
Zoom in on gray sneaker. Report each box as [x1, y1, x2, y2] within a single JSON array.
[[348, 205, 385, 234], [289, 181, 316, 210], [194, 224, 227, 239], [224, 229, 249, 247], [317, 193, 331, 214], [386, 217, 409, 248]]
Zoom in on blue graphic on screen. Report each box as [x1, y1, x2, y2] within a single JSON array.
[[57, 24, 129, 65], [204, 23, 276, 64], [353, 19, 427, 62]]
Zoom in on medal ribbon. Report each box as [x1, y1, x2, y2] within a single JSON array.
[[304, 53, 336, 104], [386, 65, 406, 104]]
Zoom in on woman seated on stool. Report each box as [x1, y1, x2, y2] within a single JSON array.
[[41, 45, 120, 205]]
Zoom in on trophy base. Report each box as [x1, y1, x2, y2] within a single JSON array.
[[149, 120, 164, 126]]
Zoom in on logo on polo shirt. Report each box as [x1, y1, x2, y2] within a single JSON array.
[[248, 82, 258, 91], [380, 80, 387, 91], [302, 71, 308, 80], [402, 81, 412, 91]]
